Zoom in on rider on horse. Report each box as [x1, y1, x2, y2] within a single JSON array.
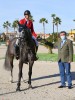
[[15, 10, 38, 60]]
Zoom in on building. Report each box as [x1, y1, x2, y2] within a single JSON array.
[[68, 29, 75, 41], [4, 31, 17, 40], [37, 32, 50, 39]]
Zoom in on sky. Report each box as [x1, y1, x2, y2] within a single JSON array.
[[0, 0, 75, 34]]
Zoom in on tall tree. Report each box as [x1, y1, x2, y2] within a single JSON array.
[[3, 21, 11, 33], [51, 14, 56, 42], [73, 19, 75, 22], [29, 15, 35, 22], [39, 18, 48, 39], [51, 14, 56, 34], [12, 20, 18, 32], [54, 17, 61, 34]]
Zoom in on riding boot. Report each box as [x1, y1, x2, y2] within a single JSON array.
[[36, 46, 38, 53], [33, 46, 39, 61], [15, 45, 19, 60], [33, 53, 38, 61]]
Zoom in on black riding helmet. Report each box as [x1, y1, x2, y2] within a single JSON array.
[[24, 10, 31, 16]]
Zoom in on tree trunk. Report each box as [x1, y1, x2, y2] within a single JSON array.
[[14, 28, 15, 33], [57, 24, 58, 34], [6, 27, 8, 33], [43, 23, 45, 39], [49, 47, 53, 54], [56, 24, 59, 40], [53, 22, 54, 43]]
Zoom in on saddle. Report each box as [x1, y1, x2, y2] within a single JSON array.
[[15, 38, 38, 61]]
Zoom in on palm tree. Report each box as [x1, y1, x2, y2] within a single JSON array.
[[51, 14, 56, 42], [30, 15, 34, 22], [73, 19, 75, 22], [39, 18, 48, 39], [3, 21, 11, 33], [54, 17, 61, 34], [1, 33, 6, 41], [12, 20, 19, 32], [51, 14, 56, 33]]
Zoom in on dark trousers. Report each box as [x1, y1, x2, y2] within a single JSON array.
[[58, 60, 72, 86]]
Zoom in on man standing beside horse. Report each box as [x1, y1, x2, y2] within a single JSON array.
[[55, 31, 73, 89]]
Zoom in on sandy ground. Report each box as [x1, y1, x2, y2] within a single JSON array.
[[0, 45, 75, 100], [0, 60, 75, 100], [38, 45, 75, 54]]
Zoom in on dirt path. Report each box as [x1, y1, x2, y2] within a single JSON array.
[[0, 59, 75, 100], [0, 45, 75, 100]]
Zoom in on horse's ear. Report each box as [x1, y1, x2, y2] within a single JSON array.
[[18, 21, 27, 29]]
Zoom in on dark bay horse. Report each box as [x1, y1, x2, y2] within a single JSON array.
[[4, 23, 36, 91]]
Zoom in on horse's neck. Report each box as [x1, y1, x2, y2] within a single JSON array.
[[21, 40, 28, 48]]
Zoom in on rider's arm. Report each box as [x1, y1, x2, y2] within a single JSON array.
[[19, 18, 25, 25], [31, 21, 37, 38]]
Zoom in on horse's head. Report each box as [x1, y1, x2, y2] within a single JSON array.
[[18, 22, 32, 41]]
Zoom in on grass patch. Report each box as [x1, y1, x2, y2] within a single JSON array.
[[0, 53, 75, 62], [0, 42, 6, 45], [37, 53, 58, 61], [37, 53, 75, 62]]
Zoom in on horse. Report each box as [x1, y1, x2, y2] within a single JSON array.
[[4, 23, 36, 91]]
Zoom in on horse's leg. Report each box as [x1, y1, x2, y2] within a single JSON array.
[[28, 61, 34, 88], [16, 60, 23, 91], [10, 67, 13, 83], [10, 55, 14, 83]]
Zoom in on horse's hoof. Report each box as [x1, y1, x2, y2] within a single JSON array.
[[9, 77, 13, 83], [11, 81, 13, 83], [28, 81, 29, 84], [28, 85, 32, 89], [16, 87, 20, 91], [11, 80, 13, 83]]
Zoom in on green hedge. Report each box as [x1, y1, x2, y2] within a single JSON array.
[[0, 42, 6, 45]]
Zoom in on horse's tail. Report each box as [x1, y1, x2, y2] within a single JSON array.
[[4, 46, 12, 71]]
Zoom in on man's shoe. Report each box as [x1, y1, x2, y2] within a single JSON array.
[[58, 85, 65, 88], [68, 86, 72, 89]]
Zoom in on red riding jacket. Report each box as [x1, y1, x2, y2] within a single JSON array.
[[19, 18, 37, 38]]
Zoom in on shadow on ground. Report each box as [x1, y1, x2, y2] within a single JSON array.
[[0, 72, 75, 96]]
